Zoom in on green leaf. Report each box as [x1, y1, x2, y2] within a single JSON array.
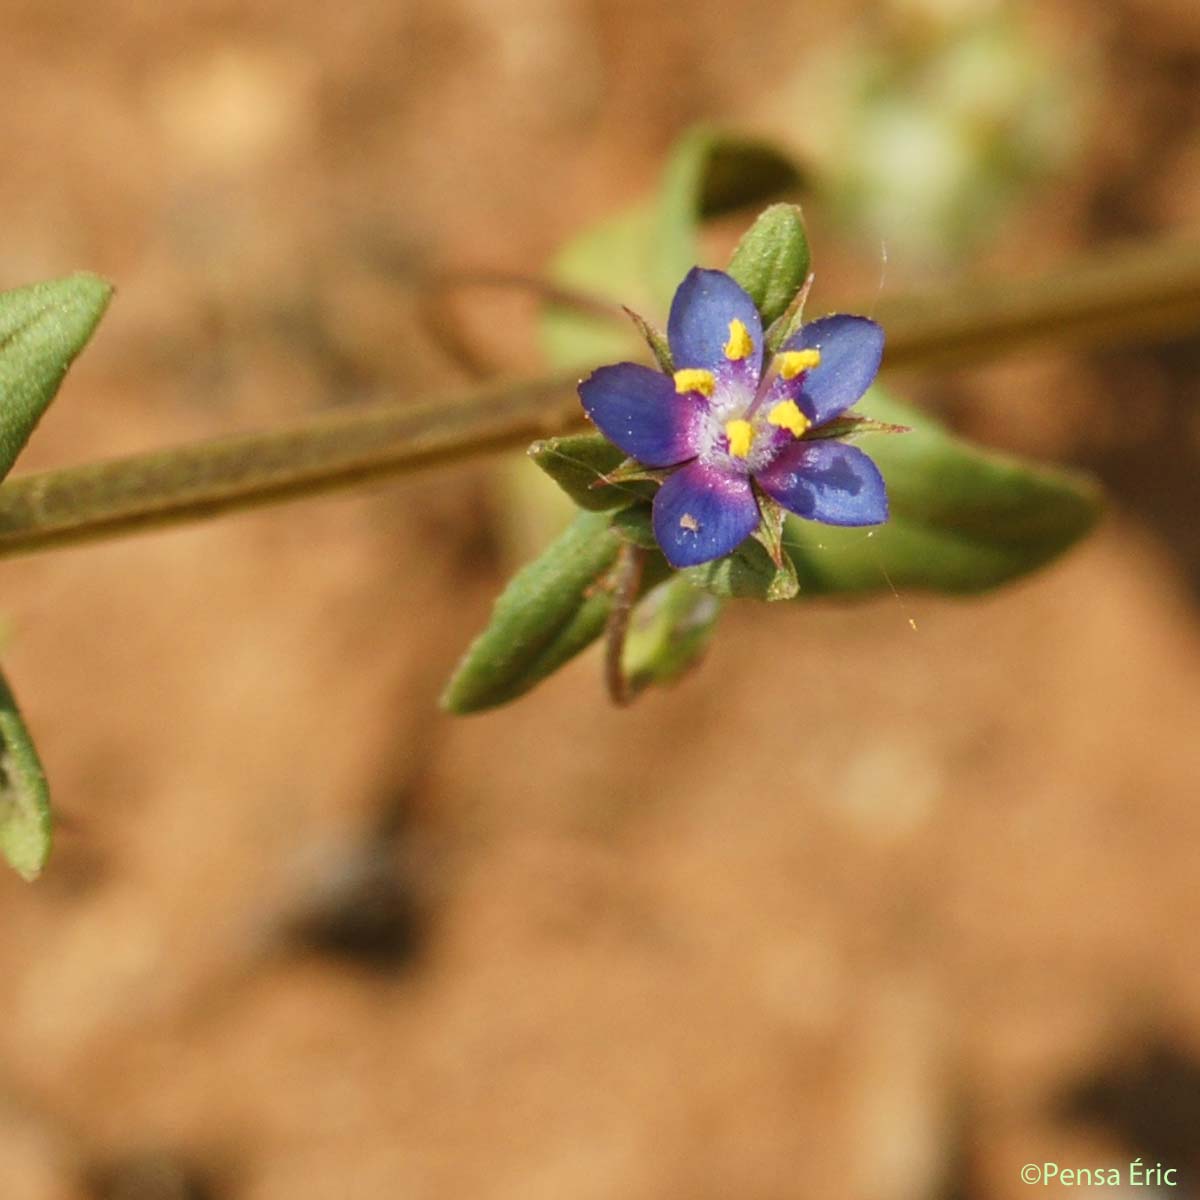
[[0, 274, 114, 481], [784, 388, 1102, 595], [541, 207, 659, 369], [623, 578, 722, 689], [443, 510, 675, 711], [441, 511, 623, 713], [527, 433, 656, 512], [541, 127, 803, 368], [725, 203, 812, 325], [0, 669, 51, 881]]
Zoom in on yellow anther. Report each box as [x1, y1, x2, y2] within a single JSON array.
[[767, 399, 811, 439], [724, 418, 754, 459], [778, 348, 821, 380], [723, 318, 753, 362], [673, 368, 716, 397]]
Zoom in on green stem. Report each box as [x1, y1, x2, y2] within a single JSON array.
[[876, 234, 1200, 368], [0, 370, 584, 556], [0, 233, 1197, 559]]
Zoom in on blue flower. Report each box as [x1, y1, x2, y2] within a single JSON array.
[[578, 268, 889, 568]]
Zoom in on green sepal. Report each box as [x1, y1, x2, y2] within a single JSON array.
[[0, 274, 114, 481], [623, 307, 673, 373], [600, 460, 671, 486], [764, 272, 814, 353], [0, 668, 51, 881], [751, 489, 789, 568], [609, 504, 659, 550], [684, 536, 800, 602], [807, 415, 910, 440], [623, 578, 722, 690], [784, 388, 1102, 595], [725, 203, 812, 326], [527, 433, 656, 512], [750, 496, 803, 598]]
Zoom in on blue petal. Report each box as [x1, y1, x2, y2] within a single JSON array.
[[667, 268, 764, 378], [652, 460, 760, 568], [755, 440, 888, 526], [781, 315, 884, 425], [578, 363, 702, 467]]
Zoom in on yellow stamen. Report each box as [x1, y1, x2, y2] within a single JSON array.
[[778, 348, 821, 380], [673, 368, 715, 397], [767, 399, 811, 438], [723, 318, 753, 362], [724, 418, 754, 459]]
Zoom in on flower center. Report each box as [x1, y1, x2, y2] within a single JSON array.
[[677, 335, 822, 473], [722, 400, 811, 462]]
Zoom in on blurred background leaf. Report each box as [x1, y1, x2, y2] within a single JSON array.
[[541, 126, 803, 368], [622, 577, 722, 690], [765, 3, 1081, 264], [784, 388, 1102, 595]]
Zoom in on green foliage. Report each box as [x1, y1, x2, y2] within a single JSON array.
[[678, 388, 1099, 598], [784, 389, 1101, 595], [683, 535, 800, 602], [726, 203, 811, 326], [0, 272, 112, 878], [527, 433, 655, 512], [0, 669, 51, 881], [0, 274, 113, 480], [541, 127, 802, 366], [622, 578, 722, 691], [447, 125, 1103, 712], [537, 125, 1100, 603], [442, 512, 628, 713], [608, 504, 659, 550]]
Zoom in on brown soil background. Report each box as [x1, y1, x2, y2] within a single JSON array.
[[0, 1, 1198, 1197]]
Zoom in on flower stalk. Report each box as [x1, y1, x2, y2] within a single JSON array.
[[602, 542, 647, 707]]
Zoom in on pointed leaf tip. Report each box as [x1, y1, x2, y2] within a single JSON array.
[[0, 272, 115, 482], [726, 203, 812, 326], [441, 511, 624, 713]]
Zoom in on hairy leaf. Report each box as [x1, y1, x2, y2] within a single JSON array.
[[0, 274, 113, 480], [441, 512, 623, 713]]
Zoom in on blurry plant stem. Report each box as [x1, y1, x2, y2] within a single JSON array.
[[0, 233, 1198, 559], [603, 543, 646, 707]]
